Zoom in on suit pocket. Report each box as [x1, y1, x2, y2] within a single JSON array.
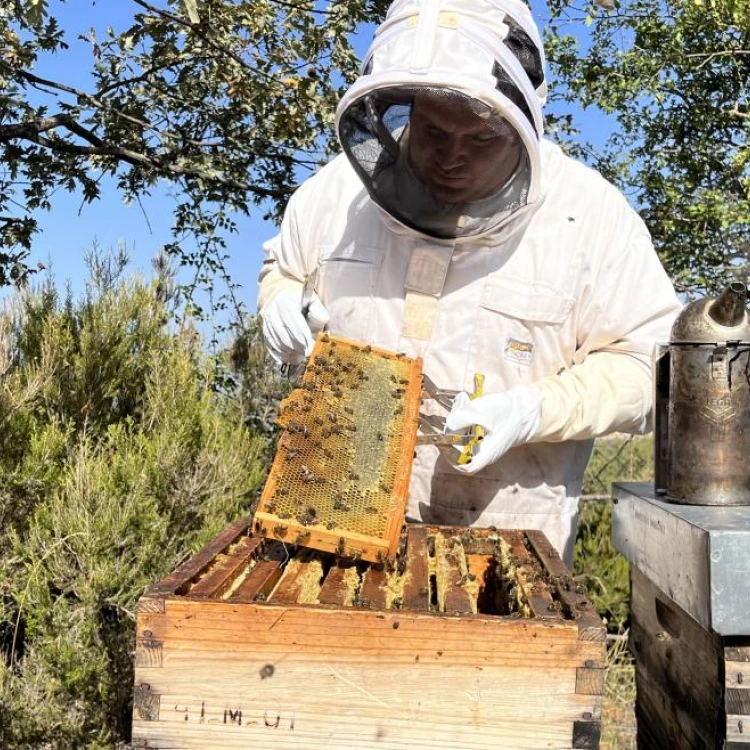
[[317, 245, 383, 344], [474, 276, 575, 386]]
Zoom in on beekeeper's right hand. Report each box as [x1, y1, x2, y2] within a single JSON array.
[[261, 289, 330, 365]]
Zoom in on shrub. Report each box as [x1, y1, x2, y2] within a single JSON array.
[[0, 252, 268, 749], [574, 435, 654, 632]]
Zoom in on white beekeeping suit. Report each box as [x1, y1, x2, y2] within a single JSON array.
[[258, 0, 681, 565]]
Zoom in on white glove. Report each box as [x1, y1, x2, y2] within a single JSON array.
[[445, 386, 542, 474], [261, 290, 330, 365]]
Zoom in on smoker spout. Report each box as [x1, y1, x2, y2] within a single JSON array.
[[708, 282, 748, 327]]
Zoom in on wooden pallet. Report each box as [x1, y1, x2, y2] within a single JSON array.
[[132, 517, 606, 749]]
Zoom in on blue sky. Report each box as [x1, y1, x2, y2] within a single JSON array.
[[7, 0, 613, 323]]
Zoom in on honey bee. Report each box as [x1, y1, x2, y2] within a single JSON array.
[[297, 507, 318, 525], [333, 497, 351, 512]]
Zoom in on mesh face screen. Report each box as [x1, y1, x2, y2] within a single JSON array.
[[338, 86, 532, 241], [253, 334, 422, 563]]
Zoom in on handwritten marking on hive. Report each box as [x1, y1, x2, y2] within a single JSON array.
[[171, 702, 296, 729]]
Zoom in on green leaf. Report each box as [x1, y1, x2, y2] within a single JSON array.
[[182, 0, 200, 24]]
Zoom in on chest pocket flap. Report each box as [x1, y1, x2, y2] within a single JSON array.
[[320, 244, 384, 267], [317, 244, 384, 344], [480, 277, 574, 325]]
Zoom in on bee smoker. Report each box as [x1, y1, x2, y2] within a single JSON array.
[[654, 282, 750, 505]]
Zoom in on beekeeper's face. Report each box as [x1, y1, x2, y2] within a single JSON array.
[[408, 91, 524, 204]]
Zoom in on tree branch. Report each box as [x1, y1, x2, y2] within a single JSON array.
[[96, 60, 180, 97], [685, 50, 750, 58], [130, 0, 285, 86], [728, 102, 750, 119], [20, 131, 289, 199], [686, 50, 750, 70], [16, 68, 159, 134], [14, 68, 236, 149], [0, 113, 102, 145]]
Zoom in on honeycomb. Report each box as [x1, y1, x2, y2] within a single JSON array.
[[253, 334, 422, 563]]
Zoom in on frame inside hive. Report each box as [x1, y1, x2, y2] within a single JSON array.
[[145, 517, 601, 633], [253, 334, 422, 564]]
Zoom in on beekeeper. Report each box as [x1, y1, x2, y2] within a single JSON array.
[[258, 0, 681, 565]]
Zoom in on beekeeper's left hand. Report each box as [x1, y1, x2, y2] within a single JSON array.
[[445, 386, 542, 474]]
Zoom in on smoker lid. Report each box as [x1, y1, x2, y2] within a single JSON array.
[[671, 283, 750, 344]]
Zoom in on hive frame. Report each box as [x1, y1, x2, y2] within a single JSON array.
[[253, 334, 422, 563]]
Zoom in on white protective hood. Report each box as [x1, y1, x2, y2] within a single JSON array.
[[336, 0, 547, 243]]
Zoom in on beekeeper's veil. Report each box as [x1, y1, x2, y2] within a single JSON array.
[[336, 0, 547, 242]]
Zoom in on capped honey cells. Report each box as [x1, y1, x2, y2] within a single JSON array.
[[252, 334, 422, 563]]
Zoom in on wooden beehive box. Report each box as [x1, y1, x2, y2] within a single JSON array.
[[132, 518, 606, 750], [614, 483, 750, 749], [630, 567, 750, 750]]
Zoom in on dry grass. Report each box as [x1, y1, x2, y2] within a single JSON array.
[[601, 631, 637, 750]]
